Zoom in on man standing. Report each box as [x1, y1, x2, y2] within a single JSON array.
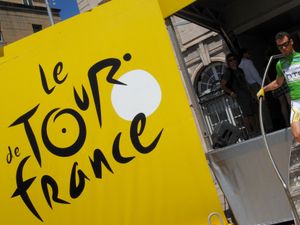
[[239, 48, 273, 132], [239, 48, 262, 96], [221, 53, 258, 137], [257, 31, 300, 142]]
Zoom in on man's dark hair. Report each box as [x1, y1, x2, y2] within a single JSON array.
[[240, 48, 248, 55], [275, 31, 290, 41], [226, 53, 237, 62]]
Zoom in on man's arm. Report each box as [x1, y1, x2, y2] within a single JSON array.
[[220, 79, 237, 97], [264, 75, 285, 92], [257, 59, 285, 99], [257, 75, 285, 99]]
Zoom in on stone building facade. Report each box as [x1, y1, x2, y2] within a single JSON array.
[[171, 16, 228, 93], [77, 0, 107, 12], [0, 0, 60, 45]]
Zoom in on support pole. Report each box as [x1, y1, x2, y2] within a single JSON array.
[[45, 0, 55, 25], [165, 17, 211, 150]]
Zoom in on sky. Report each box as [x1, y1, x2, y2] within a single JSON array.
[[49, 0, 80, 20]]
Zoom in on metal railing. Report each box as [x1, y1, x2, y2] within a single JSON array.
[[199, 88, 248, 147]]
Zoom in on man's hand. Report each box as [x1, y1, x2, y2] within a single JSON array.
[[257, 88, 265, 100], [230, 92, 237, 98]]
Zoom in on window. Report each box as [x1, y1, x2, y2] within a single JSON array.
[[23, 0, 33, 6], [32, 24, 42, 33], [0, 31, 4, 44], [195, 61, 226, 97]]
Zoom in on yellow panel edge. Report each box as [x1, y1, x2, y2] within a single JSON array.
[[158, 0, 196, 18]]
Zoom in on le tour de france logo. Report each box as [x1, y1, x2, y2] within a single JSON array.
[[7, 52, 164, 222]]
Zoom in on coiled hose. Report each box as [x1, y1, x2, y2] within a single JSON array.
[[259, 54, 300, 225]]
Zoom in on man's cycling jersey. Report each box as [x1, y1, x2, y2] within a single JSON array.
[[276, 51, 300, 100]]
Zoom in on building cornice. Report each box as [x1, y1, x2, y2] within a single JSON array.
[[0, 1, 60, 16]]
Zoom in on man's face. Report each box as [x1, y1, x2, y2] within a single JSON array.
[[276, 35, 294, 56], [227, 56, 238, 69]]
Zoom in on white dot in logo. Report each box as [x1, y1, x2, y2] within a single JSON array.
[[111, 69, 162, 121]]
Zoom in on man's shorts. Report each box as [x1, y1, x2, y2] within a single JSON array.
[[291, 100, 300, 123]]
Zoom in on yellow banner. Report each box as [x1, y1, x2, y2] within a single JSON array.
[[0, 0, 226, 225], [158, 0, 195, 18]]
